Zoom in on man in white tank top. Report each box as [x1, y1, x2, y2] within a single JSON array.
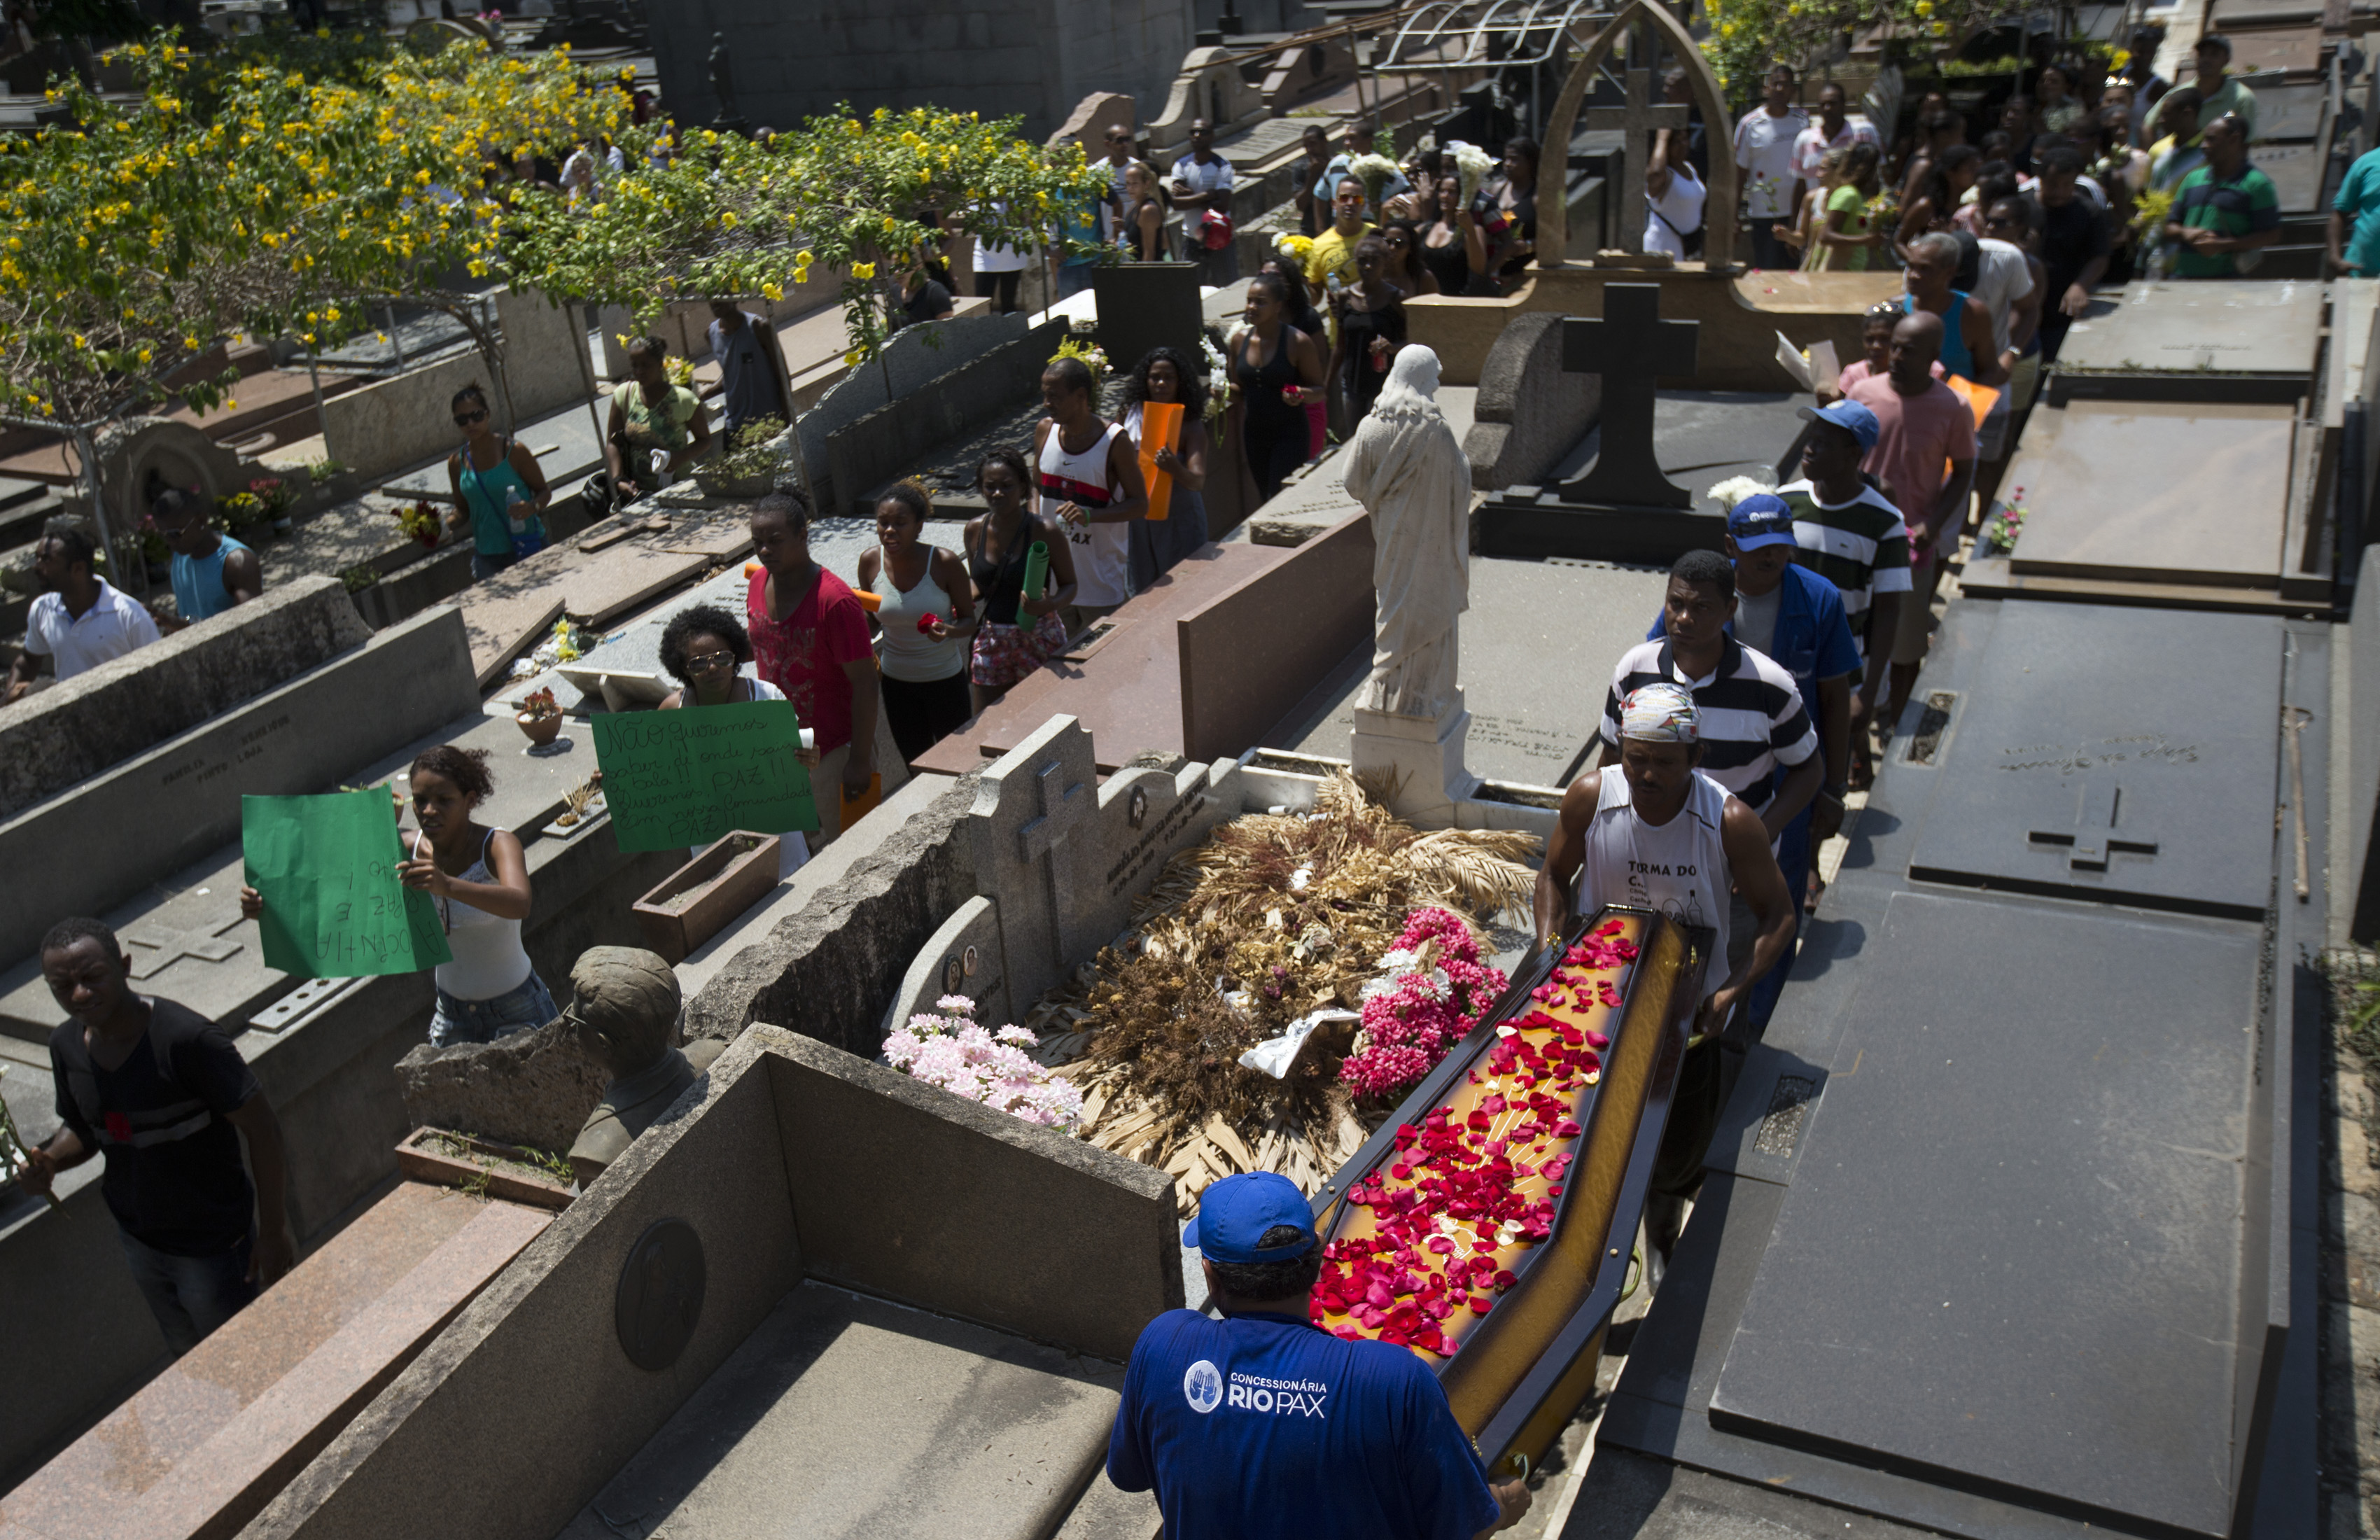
[[1533, 682, 1795, 1290], [1034, 355, 1149, 634]]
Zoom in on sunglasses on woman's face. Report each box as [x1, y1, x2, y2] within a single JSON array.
[[454, 409, 488, 426]]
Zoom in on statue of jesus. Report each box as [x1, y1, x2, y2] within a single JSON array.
[[1342, 345, 1471, 722]]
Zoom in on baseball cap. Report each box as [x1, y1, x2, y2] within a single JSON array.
[[1184, 1172, 1319, 1264], [1798, 399, 1880, 453], [2197, 31, 2231, 55], [1728, 491, 1798, 552]]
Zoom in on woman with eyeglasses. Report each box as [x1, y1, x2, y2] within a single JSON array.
[[239, 746, 553, 1046], [653, 603, 810, 877], [444, 382, 551, 581]]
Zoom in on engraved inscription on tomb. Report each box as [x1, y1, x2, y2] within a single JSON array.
[[1996, 733, 2199, 775]]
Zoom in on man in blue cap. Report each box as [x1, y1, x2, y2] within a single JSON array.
[[1776, 397, 1911, 790], [1646, 493, 1858, 1027], [1107, 1171, 1531, 1540]]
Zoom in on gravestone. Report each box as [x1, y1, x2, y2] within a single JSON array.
[[1093, 263, 1205, 378], [1462, 312, 1601, 491], [1558, 287, 1701, 507], [1585, 68, 1690, 258], [890, 715, 1247, 1035]]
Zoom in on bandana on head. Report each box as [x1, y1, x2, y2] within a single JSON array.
[[1619, 682, 1700, 743]]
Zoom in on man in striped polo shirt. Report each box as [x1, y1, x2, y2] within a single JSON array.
[[1777, 398, 1909, 783], [1599, 550, 1822, 844]]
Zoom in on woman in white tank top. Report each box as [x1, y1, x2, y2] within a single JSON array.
[[860, 482, 977, 770], [1036, 356, 1149, 630], [237, 744, 553, 1048]]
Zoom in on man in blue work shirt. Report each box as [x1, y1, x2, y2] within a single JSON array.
[[1107, 1172, 1531, 1540], [1648, 493, 1858, 1028]]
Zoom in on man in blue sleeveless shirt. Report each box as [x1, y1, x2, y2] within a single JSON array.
[[151, 489, 262, 629], [1107, 1172, 1530, 1540]]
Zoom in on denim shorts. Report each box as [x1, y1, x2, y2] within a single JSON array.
[[120, 1227, 255, 1356], [430, 970, 557, 1047]]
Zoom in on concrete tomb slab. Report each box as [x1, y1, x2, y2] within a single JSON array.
[[0, 575, 370, 822], [2049, 279, 2324, 402], [1287, 555, 1670, 789], [2250, 139, 2325, 215], [1998, 400, 2295, 590], [557, 1281, 1124, 1540], [1093, 264, 1205, 393], [1707, 890, 2267, 1540], [2252, 78, 2328, 140], [1899, 604, 2285, 919]]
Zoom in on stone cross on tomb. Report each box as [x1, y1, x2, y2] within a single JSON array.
[[1016, 756, 1093, 965], [1558, 284, 1700, 509], [2027, 780, 2160, 873], [121, 914, 245, 979], [1586, 67, 1690, 256]]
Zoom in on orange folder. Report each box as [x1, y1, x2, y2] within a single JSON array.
[[1943, 375, 2000, 481], [746, 559, 881, 611], [839, 772, 882, 826], [1136, 400, 1183, 523]]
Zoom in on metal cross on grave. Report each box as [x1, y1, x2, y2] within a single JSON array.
[[1016, 757, 1093, 965], [1556, 284, 1700, 509], [2026, 780, 2160, 873], [1585, 67, 1690, 256], [121, 913, 245, 979]]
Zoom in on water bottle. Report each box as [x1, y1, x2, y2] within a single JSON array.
[[503, 484, 528, 536]]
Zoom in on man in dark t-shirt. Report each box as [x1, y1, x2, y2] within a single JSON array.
[[20, 916, 292, 1354], [1107, 1173, 1530, 1540], [2036, 147, 2111, 363]]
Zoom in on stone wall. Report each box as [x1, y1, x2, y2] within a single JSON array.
[[652, 0, 1192, 145], [321, 288, 590, 482], [0, 606, 481, 966], [685, 772, 983, 1056], [797, 312, 1030, 507], [2349, 544, 2380, 939], [0, 575, 369, 821], [822, 318, 1065, 515], [1463, 312, 1600, 491]]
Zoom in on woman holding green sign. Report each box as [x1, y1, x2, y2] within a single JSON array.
[[965, 449, 1077, 715], [654, 603, 809, 880], [241, 747, 553, 1047]]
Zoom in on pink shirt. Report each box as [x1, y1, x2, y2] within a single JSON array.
[[1835, 358, 1943, 397], [1848, 374, 1975, 569]]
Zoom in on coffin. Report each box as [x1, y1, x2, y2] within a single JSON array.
[[1310, 904, 1707, 1478]]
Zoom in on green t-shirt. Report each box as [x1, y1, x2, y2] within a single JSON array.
[[612, 381, 702, 491], [2337, 148, 2380, 276], [1822, 184, 1872, 272], [2169, 162, 2281, 278]]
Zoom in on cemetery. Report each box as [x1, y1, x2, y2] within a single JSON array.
[[8, 1, 2380, 1536]]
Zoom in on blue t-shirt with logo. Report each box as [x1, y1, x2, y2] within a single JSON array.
[[1107, 1308, 1500, 1540]]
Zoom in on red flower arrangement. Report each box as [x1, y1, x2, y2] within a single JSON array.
[[1341, 906, 1508, 1101], [1310, 917, 1640, 1357]]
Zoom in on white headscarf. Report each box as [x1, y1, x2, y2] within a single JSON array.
[[1366, 343, 1443, 426]]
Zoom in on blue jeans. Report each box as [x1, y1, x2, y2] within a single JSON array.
[[430, 971, 556, 1047], [120, 1228, 255, 1355], [1056, 262, 1098, 299], [1748, 805, 1812, 1033], [470, 548, 517, 582]]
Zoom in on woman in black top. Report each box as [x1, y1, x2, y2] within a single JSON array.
[[1382, 219, 1438, 297], [1119, 160, 1170, 262], [1226, 272, 1326, 506], [962, 449, 1079, 712], [1421, 172, 1484, 298], [1329, 234, 1408, 424]]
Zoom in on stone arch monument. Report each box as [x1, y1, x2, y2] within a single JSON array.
[[1532, 0, 1739, 269]]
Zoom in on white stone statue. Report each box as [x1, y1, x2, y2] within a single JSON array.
[[1342, 345, 1470, 722]]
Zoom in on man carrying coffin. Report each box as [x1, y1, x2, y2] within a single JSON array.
[[1533, 683, 1796, 1287]]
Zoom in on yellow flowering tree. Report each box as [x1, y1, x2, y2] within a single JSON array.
[[1698, 0, 2027, 99], [0, 34, 617, 567], [505, 102, 1102, 371]]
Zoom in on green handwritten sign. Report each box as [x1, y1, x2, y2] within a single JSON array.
[[592, 699, 818, 853], [243, 791, 453, 978]]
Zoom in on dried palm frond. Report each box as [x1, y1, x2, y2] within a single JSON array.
[[1032, 772, 1540, 1212]]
